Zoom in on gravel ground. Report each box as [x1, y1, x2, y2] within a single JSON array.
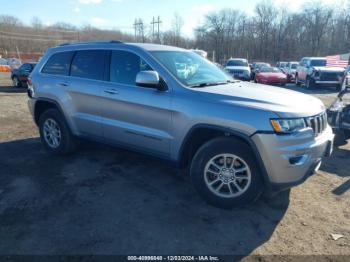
[[0, 72, 349, 258]]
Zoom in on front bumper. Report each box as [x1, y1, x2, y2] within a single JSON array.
[[258, 79, 287, 85], [315, 80, 340, 85], [252, 125, 334, 191]]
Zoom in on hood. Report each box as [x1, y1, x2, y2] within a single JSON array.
[[259, 72, 286, 78], [313, 66, 345, 73], [225, 66, 251, 72], [194, 82, 325, 118]]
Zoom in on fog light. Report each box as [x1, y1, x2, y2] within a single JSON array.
[[289, 155, 308, 166]]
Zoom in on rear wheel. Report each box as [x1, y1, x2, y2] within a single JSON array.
[[190, 137, 263, 209], [39, 108, 77, 155]]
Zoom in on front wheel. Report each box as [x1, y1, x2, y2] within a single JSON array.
[[306, 77, 315, 89], [295, 75, 300, 86], [12, 76, 21, 87], [190, 137, 263, 209], [344, 130, 350, 140]]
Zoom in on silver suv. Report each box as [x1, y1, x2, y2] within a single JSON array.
[[27, 41, 334, 208]]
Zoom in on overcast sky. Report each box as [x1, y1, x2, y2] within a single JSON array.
[[0, 0, 347, 36]]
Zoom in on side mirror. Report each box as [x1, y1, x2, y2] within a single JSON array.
[[136, 71, 167, 91]]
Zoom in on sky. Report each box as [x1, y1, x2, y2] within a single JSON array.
[[0, 0, 347, 37]]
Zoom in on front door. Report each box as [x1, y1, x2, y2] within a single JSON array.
[[100, 50, 172, 158]]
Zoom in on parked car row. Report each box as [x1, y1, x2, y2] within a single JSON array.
[[223, 57, 348, 91]]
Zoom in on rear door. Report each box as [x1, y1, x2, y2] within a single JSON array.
[[100, 50, 172, 158], [67, 49, 109, 138]]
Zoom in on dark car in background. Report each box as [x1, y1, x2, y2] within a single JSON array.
[[11, 62, 36, 87]]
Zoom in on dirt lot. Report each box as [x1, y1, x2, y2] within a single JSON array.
[[0, 72, 349, 258]]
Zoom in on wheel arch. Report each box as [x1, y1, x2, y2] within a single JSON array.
[[178, 124, 270, 185], [34, 98, 67, 126]]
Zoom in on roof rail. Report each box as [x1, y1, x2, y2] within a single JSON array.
[[59, 40, 123, 46]]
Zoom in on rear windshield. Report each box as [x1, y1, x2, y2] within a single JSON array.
[[226, 60, 248, 67], [310, 59, 326, 67]]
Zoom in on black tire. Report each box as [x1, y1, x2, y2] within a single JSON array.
[[12, 76, 21, 87], [344, 130, 350, 140], [306, 77, 315, 89], [295, 75, 300, 86], [38, 108, 77, 155], [190, 137, 263, 209]]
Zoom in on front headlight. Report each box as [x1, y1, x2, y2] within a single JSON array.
[[270, 118, 306, 134]]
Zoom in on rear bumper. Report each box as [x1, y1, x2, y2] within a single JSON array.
[[252, 125, 334, 192]]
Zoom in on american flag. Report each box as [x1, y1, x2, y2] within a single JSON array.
[[326, 53, 349, 68]]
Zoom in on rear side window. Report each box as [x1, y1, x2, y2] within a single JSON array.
[[42, 52, 74, 76], [71, 50, 107, 81]]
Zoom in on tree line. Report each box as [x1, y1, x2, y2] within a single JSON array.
[[0, 0, 350, 64]]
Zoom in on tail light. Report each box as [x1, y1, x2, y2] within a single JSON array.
[[27, 77, 33, 86], [27, 77, 35, 98]]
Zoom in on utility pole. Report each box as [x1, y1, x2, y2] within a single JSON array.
[[151, 16, 155, 42], [151, 16, 162, 43], [133, 19, 143, 42]]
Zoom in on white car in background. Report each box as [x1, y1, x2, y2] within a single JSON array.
[[225, 58, 251, 81], [285, 61, 299, 82]]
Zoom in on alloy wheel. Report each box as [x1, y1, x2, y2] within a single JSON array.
[[43, 118, 61, 148], [204, 153, 252, 198]]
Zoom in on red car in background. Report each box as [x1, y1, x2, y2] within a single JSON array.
[[254, 66, 287, 86]]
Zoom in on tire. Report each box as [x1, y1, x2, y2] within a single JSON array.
[[295, 75, 300, 86], [39, 108, 77, 155], [336, 84, 342, 92], [306, 77, 315, 89], [12, 76, 21, 87], [344, 130, 350, 140], [190, 137, 263, 209]]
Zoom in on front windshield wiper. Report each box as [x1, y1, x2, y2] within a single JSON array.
[[189, 80, 237, 88]]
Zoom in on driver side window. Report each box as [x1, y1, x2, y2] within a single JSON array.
[[110, 50, 153, 86]]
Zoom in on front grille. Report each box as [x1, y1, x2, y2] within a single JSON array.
[[229, 69, 244, 74], [320, 72, 340, 81], [305, 112, 327, 136]]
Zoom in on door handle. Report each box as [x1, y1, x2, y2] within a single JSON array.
[[104, 89, 119, 95], [58, 82, 70, 87]]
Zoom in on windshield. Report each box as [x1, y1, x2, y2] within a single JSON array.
[[226, 60, 248, 67], [256, 63, 270, 69], [151, 51, 232, 87], [291, 64, 298, 69], [310, 59, 326, 67], [260, 67, 282, 73]]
